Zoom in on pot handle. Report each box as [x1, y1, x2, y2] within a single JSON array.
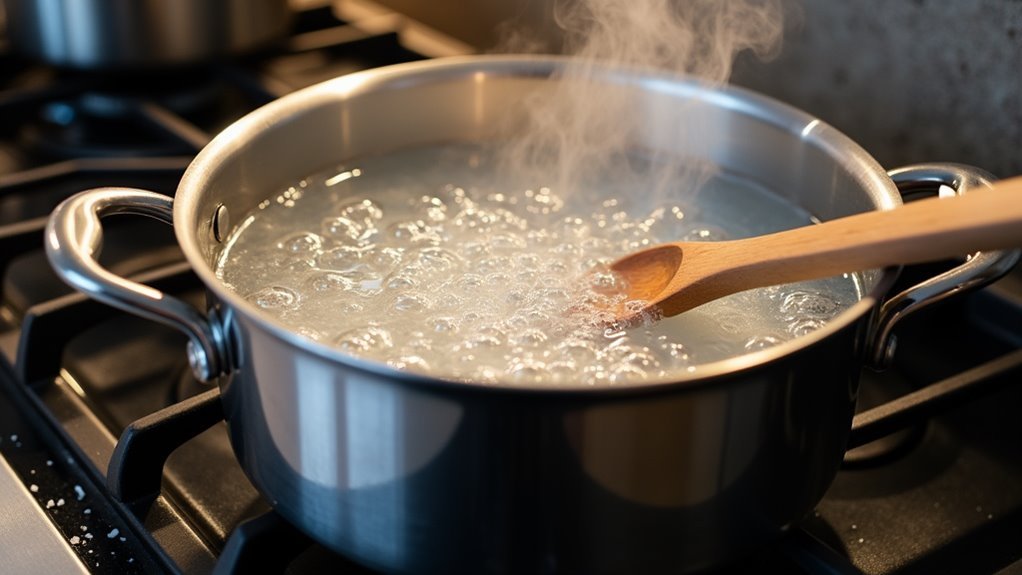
[[866, 164, 1021, 369], [45, 187, 228, 382]]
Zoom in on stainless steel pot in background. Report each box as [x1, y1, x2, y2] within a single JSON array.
[[42, 57, 1020, 573], [2, 0, 291, 69]]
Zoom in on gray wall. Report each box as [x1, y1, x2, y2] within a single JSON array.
[[376, 0, 1022, 177], [731, 1, 1022, 178]]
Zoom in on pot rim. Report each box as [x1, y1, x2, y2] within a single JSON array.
[[176, 54, 900, 394]]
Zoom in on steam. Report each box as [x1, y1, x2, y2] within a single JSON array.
[[499, 0, 787, 205]]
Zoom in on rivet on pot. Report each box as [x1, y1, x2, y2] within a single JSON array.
[[212, 204, 230, 243]]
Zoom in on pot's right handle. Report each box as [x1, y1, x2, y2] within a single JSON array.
[[45, 187, 228, 382], [866, 164, 1021, 369]]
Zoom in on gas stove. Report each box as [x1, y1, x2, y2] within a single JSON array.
[[1, 2, 1021, 574]]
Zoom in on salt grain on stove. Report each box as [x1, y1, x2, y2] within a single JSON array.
[[46, 460, 53, 466], [107, 528, 120, 539], [74, 485, 86, 501], [84, 508, 91, 514], [57, 498, 65, 506], [70, 536, 81, 545], [45, 499, 55, 508], [29, 484, 38, 492]]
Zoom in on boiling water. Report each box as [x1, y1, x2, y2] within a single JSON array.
[[215, 143, 861, 385]]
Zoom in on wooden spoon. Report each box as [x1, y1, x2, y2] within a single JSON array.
[[609, 175, 1022, 323]]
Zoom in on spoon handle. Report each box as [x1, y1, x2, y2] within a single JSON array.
[[716, 175, 1022, 287]]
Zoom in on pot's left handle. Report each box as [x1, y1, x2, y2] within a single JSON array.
[[46, 188, 228, 382]]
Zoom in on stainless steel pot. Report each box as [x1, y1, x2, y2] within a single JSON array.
[[3, 0, 291, 69], [44, 56, 1019, 574]]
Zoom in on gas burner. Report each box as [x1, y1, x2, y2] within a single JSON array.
[[21, 95, 207, 160], [16, 70, 226, 160]]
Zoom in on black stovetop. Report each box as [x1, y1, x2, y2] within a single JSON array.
[[1, 3, 1020, 574]]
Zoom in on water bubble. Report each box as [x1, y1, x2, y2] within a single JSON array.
[[547, 361, 578, 382], [456, 274, 484, 291], [618, 349, 661, 370], [513, 253, 540, 269], [259, 249, 315, 273], [787, 318, 827, 338], [715, 310, 748, 334], [434, 293, 465, 311], [415, 196, 448, 223], [511, 328, 549, 347], [508, 360, 547, 382], [538, 288, 571, 308], [394, 294, 429, 312], [489, 233, 527, 252], [452, 207, 499, 233], [339, 198, 384, 226], [388, 355, 430, 371], [657, 338, 693, 366], [470, 366, 500, 384], [646, 205, 686, 238], [277, 231, 324, 254], [526, 229, 555, 246], [683, 226, 728, 242], [296, 327, 325, 341], [556, 339, 599, 363], [336, 326, 393, 353], [523, 187, 564, 215], [321, 216, 364, 243], [558, 217, 590, 239], [317, 245, 367, 273], [588, 269, 624, 295], [430, 316, 458, 333], [505, 289, 529, 306], [545, 260, 569, 274], [436, 184, 469, 207], [781, 290, 840, 319], [338, 302, 365, 314], [485, 272, 512, 286], [365, 247, 403, 275], [247, 286, 298, 310], [387, 220, 440, 246], [386, 274, 417, 290], [305, 272, 356, 292], [608, 364, 647, 384], [475, 255, 511, 275], [458, 241, 490, 258], [744, 334, 784, 351], [409, 247, 462, 273], [552, 243, 584, 257]]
